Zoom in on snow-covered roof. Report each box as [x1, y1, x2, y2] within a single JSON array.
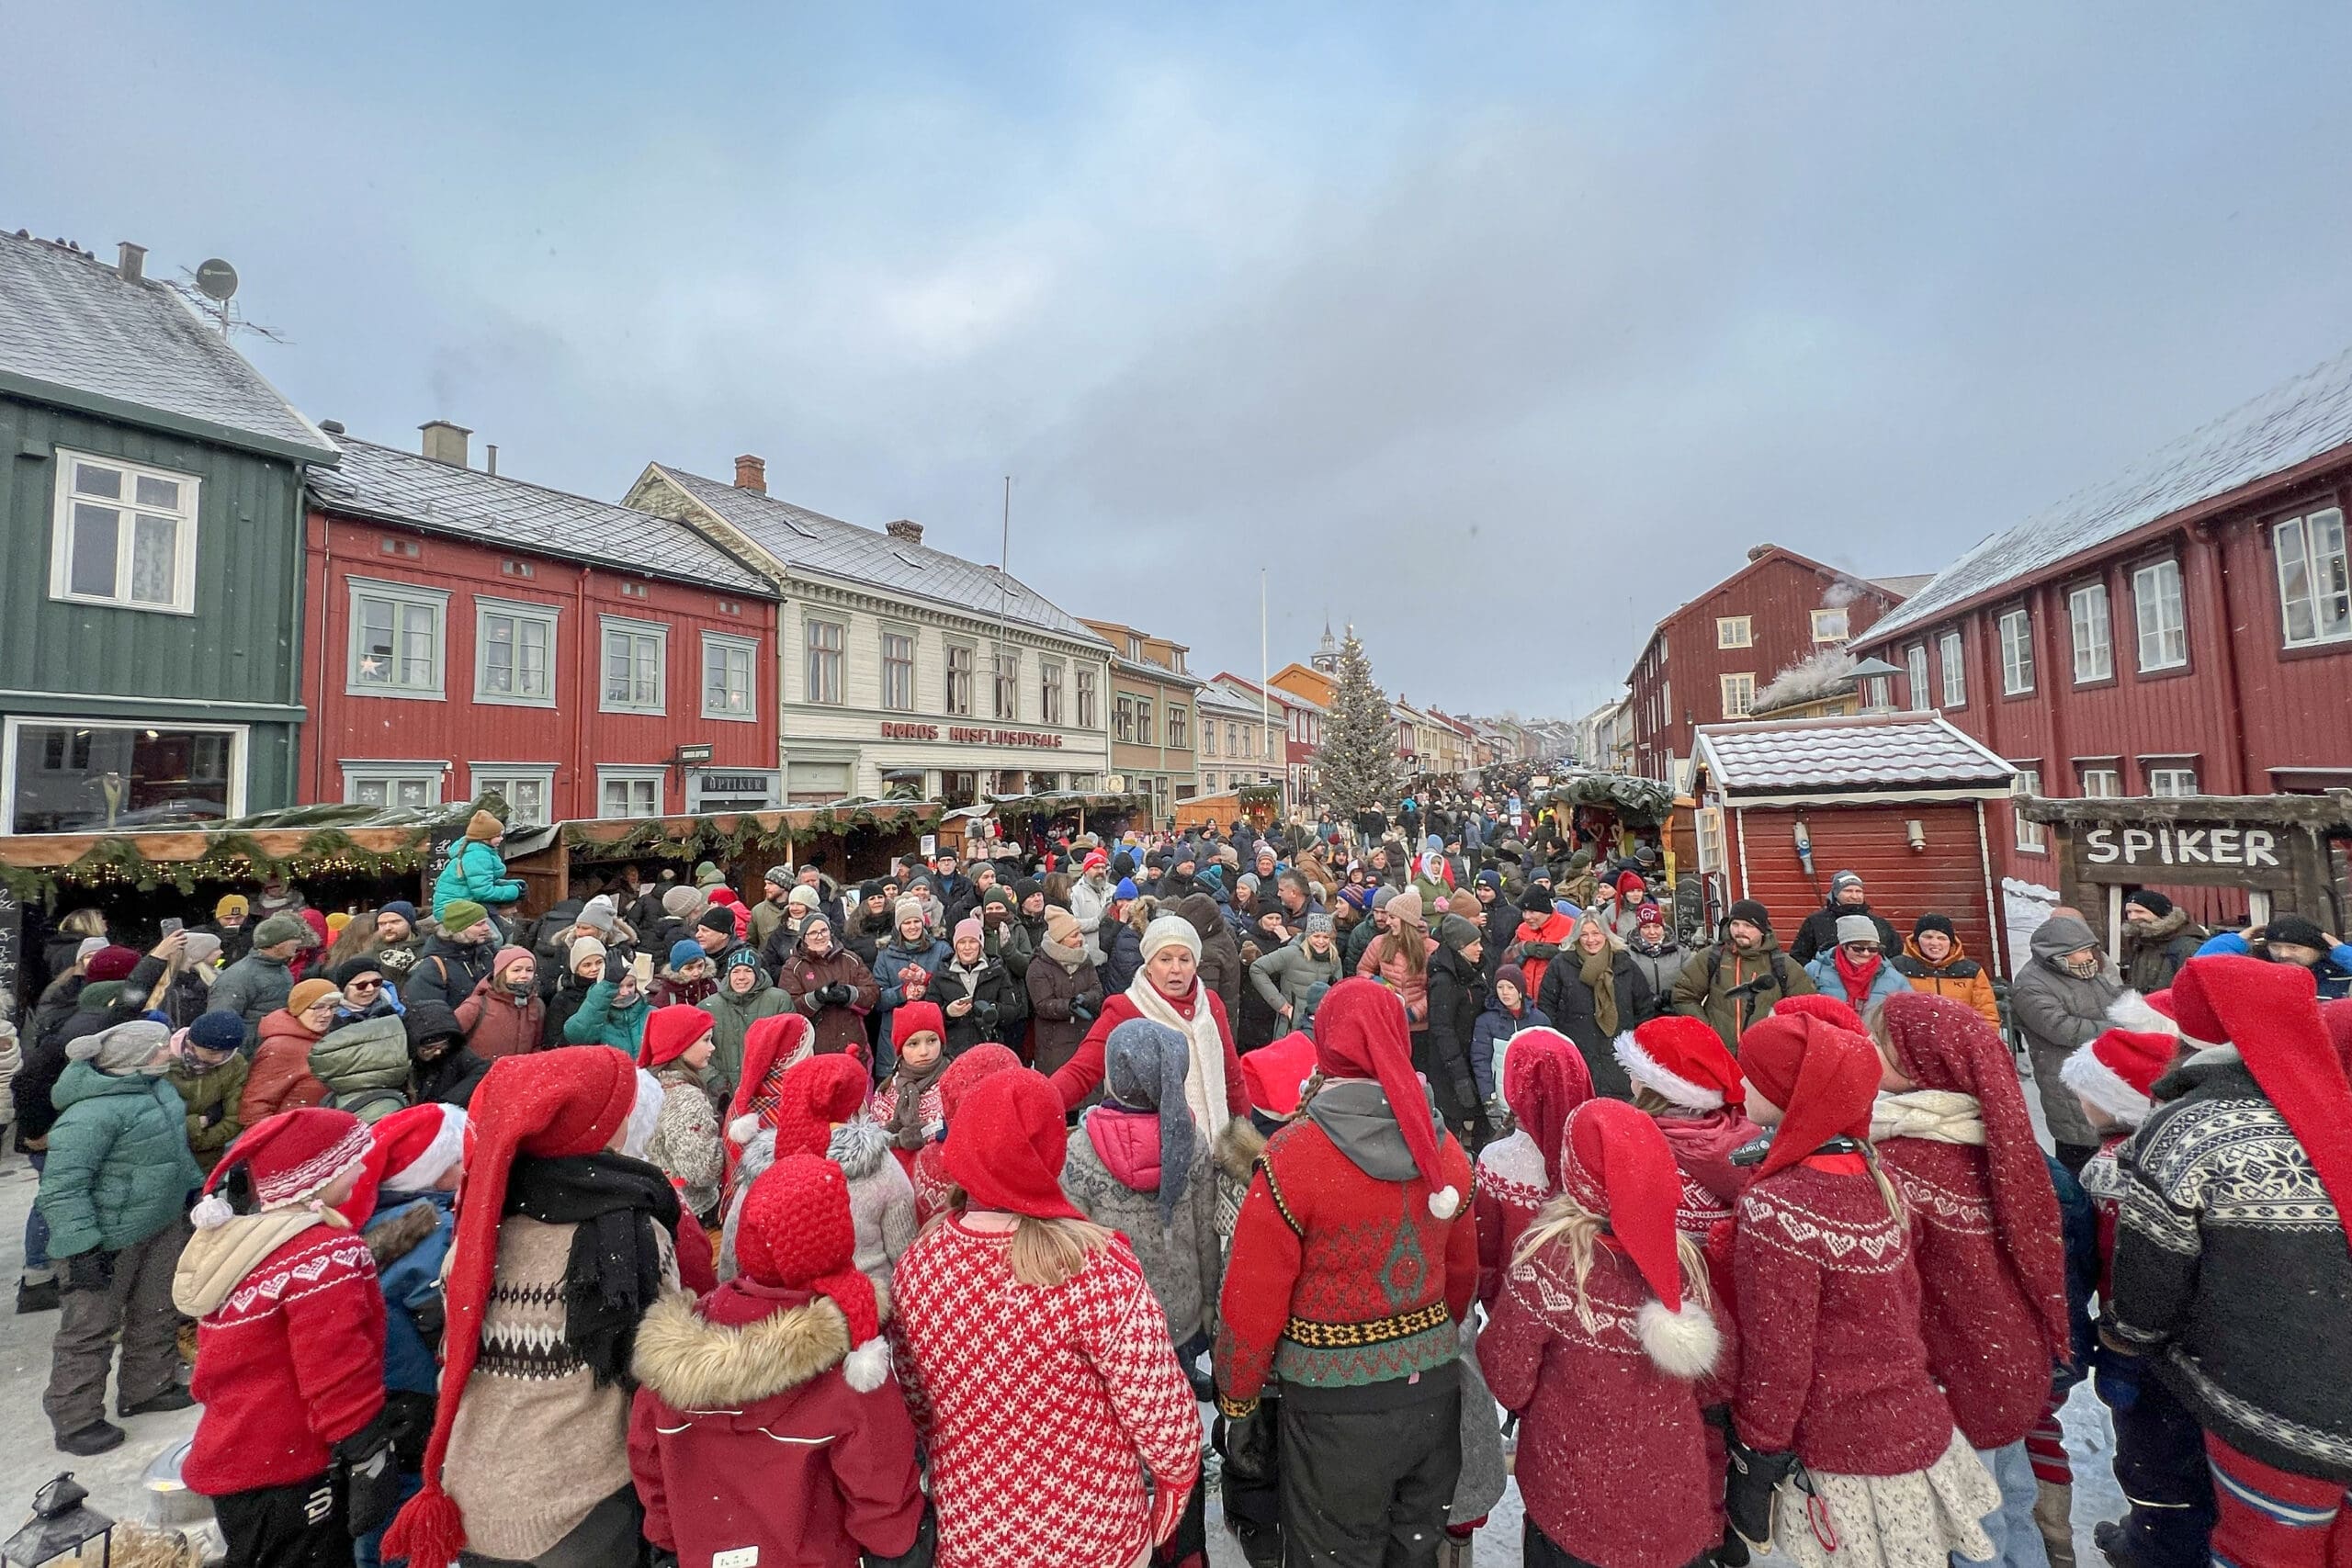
[[1696, 713, 2016, 800], [1867, 343, 2352, 645]]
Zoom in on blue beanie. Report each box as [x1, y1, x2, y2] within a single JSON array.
[[1114, 877, 1138, 900], [379, 898, 418, 925], [668, 938, 706, 970], [187, 1010, 246, 1054]]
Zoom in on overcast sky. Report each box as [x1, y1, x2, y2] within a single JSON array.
[[9, 3, 2351, 719]]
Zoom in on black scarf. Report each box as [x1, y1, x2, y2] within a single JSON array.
[[503, 1152, 681, 1389]]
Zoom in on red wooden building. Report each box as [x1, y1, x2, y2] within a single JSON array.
[[300, 423, 781, 824], [1850, 343, 2352, 932], [1691, 714, 2019, 975], [1625, 545, 1917, 787]]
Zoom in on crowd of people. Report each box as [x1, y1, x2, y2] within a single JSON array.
[[5, 787, 2352, 1568]]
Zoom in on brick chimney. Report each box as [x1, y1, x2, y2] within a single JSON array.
[[886, 519, 923, 545], [116, 243, 146, 282], [734, 454, 767, 493], [420, 420, 471, 468]]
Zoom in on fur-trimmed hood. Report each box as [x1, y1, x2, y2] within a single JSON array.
[[631, 1287, 885, 1408], [1216, 1111, 1266, 1183], [827, 1114, 893, 1180]]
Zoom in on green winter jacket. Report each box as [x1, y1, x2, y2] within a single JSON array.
[[432, 838, 525, 920], [563, 976, 650, 1055], [698, 982, 792, 1092], [166, 1054, 249, 1171], [39, 1064, 203, 1258], [308, 1013, 413, 1122]]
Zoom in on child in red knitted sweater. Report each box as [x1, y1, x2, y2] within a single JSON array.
[[1472, 1026, 1590, 1306], [1482, 1099, 1736, 1568], [1728, 1007, 1999, 1567], [911, 1043, 1020, 1225]]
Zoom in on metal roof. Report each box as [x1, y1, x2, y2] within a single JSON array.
[[1867, 343, 2352, 644], [1696, 713, 2017, 797], [650, 465, 1107, 648], [311, 438, 776, 597], [0, 231, 336, 463], [1869, 573, 1936, 599]]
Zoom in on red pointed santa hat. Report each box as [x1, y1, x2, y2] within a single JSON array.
[[1770, 992, 1867, 1035], [2062, 1028, 2173, 1127], [1559, 1100, 1720, 1377], [2167, 955, 2352, 1254], [1314, 977, 1463, 1218], [1500, 1028, 1593, 1190], [191, 1107, 373, 1230], [344, 1102, 469, 1220], [726, 1013, 815, 1146], [765, 1053, 872, 1158], [1615, 1015, 1745, 1112], [1736, 1008, 1881, 1182]]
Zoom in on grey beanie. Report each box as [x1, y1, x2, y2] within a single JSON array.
[[71, 1017, 168, 1075], [662, 885, 704, 919], [1371, 886, 1400, 911], [1834, 914, 1883, 947], [1830, 870, 1864, 897], [764, 864, 793, 889], [577, 896, 618, 933], [1306, 912, 1335, 936], [1102, 1018, 1197, 1227]]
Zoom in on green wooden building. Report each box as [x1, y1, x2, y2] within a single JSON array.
[[0, 232, 338, 834]]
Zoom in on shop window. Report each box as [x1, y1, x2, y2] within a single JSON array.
[[7, 719, 241, 832]]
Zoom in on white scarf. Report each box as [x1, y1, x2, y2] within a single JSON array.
[[1126, 975, 1230, 1139], [1871, 1089, 1985, 1146]]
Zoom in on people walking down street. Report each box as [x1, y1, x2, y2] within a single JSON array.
[[1725, 1004, 1999, 1567], [1670, 900, 1815, 1050], [1026, 906, 1105, 1075], [175, 1108, 395, 1561], [2104, 957, 2352, 1568], [895, 1068, 1204, 1568], [1215, 978, 1477, 1565], [2114, 890, 2206, 993], [628, 1152, 929, 1568], [1788, 870, 1903, 967], [1537, 911, 1653, 1100], [39, 1018, 202, 1455], [1870, 991, 2073, 1568], [2010, 914, 2125, 1175], [1480, 1099, 1736, 1568], [1893, 913, 2002, 1030], [1473, 1027, 1592, 1306], [381, 1048, 678, 1568], [1802, 913, 1913, 1020]]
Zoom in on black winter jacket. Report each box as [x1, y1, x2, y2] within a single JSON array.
[[1536, 948, 1653, 1100]]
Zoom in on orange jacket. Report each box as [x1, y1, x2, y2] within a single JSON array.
[[1893, 937, 2001, 1031]]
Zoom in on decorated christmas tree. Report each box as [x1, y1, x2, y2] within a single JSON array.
[[1316, 628, 1402, 818]]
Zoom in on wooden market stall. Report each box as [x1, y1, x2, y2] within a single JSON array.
[[505, 800, 944, 914], [1690, 713, 2018, 975], [1172, 785, 1281, 834]]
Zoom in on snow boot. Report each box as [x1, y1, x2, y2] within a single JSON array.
[[56, 1420, 126, 1457], [17, 1276, 60, 1314]]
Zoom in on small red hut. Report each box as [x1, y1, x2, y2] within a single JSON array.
[[1690, 714, 2018, 975]]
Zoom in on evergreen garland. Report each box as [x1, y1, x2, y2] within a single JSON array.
[[1314, 629, 1402, 818]]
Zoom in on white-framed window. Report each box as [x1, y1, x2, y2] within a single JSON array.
[[2079, 765, 2122, 797], [49, 449, 201, 615], [2069, 582, 2113, 682], [1039, 660, 1064, 724], [1077, 665, 1099, 728], [945, 644, 975, 716], [804, 618, 843, 705], [474, 598, 557, 706], [1719, 671, 1756, 717], [348, 579, 448, 698], [597, 765, 666, 818], [1167, 704, 1189, 748], [882, 631, 915, 711], [343, 761, 444, 809], [1125, 634, 1142, 660], [992, 651, 1019, 719], [1998, 608, 2034, 694], [2275, 506, 2351, 648], [1939, 628, 1966, 706], [1905, 644, 1930, 710], [1136, 699, 1155, 746], [470, 765, 555, 826], [2147, 763, 2199, 797], [600, 617, 666, 713], [1716, 615, 1753, 649], [2133, 559, 2188, 671], [1202, 720, 1218, 757], [703, 632, 758, 720], [2012, 765, 2044, 852], [4, 716, 245, 834], [1811, 607, 1849, 643]]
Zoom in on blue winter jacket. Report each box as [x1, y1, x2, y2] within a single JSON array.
[[1469, 999, 1553, 1104], [2194, 929, 2352, 998], [368, 1188, 455, 1394], [431, 838, 524, 920], [1803, 951, 1914, 1015], [871, 934, 953, 1041]]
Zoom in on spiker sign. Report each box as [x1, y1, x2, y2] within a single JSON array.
[[2075, 822, 2296, 889]]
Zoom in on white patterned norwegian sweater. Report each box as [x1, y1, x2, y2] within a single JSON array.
[[1474, 1129, 1552, 1306], [891, 1217, 1203, 1568]]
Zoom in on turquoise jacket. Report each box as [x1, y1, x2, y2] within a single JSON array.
[[39, 1064, 204, 1258], [562, 976, 650, 1055], [431, 838, 524, 920]]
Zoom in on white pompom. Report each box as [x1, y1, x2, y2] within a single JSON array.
[[843, 1336, 892, 1393], [191, 1192, 235, 1231], [1636, 1296, 1722, 1378], [1428, 1184, 1462, 1221], [728, 1114, 758, 1145]]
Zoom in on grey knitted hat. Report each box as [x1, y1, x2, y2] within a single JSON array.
[[71, 1017, 168, 1076], [1102, 1017, 1197, 1227]]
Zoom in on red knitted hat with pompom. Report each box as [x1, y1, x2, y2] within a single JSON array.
[[938, 1043, 1021, 1118], [1770, 992, 1866, 1036], [944, 1070, 1087, 1222], [1559, 1100, 1720, 1378], [639, 1004, 713, 1070], [192, 1107, 371, 1229], [766, 1053, 871, 1157], [2064, 1028, 2174, 1127], [1312, 977, 1462, 1217]]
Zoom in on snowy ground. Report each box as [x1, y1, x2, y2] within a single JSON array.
[[0, 1048, 2122, 1563]]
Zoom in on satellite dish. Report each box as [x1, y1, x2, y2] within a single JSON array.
[[194, 259, 238, 302]]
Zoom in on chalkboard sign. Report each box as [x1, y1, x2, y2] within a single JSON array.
[[0, 886, 18, 1017], [421, 822, 467, 909]]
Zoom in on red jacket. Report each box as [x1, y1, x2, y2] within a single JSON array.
[[1051, 987, 1248, 1120], [1482, 1237, 1736, 1568], [457, 980, 546, 1059], [184, 1222, 386, 1496], [240, 1013, 328, 1124], [629, 1280, 923, 1568], [1508, 911, 1576, 1001], [1733, 1160, 1958, 1474]]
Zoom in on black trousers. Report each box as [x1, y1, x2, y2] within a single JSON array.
[[1278, 1373, 1461, 1568], [2106, 1370, 2217, 1568], [212, 1472, 351, 1568]]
